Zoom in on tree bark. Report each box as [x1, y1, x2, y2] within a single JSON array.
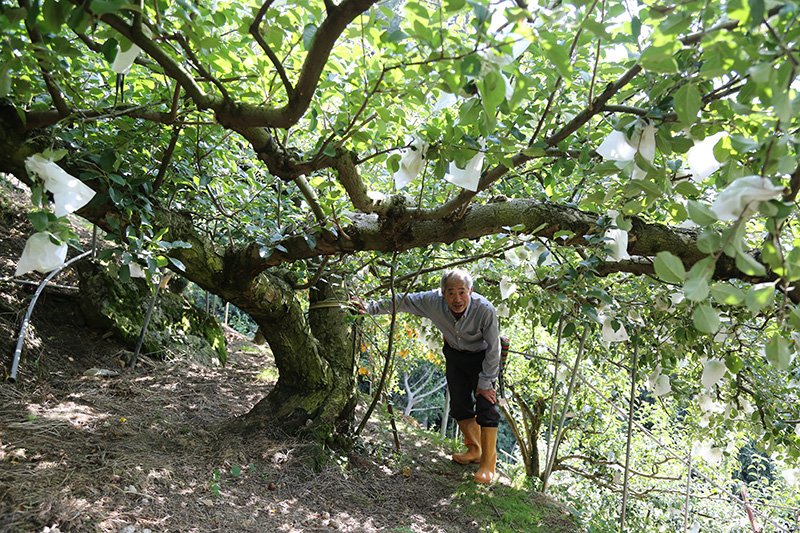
[[236, 276, 358, 437]]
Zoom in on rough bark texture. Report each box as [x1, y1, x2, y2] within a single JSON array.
[[234, 276, 357, 439]]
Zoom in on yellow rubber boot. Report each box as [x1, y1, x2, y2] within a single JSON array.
[[474, 426, 498, 484], [452, 418, 481, 464]]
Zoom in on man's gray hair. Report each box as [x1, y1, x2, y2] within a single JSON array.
[[439, 268, 473, 293]]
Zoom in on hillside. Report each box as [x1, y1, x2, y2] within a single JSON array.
[[0, 177, 579, 533]]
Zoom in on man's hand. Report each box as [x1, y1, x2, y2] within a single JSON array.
[[476, 387, 496, 404]]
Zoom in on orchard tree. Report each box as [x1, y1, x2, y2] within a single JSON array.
[[1, 0, 799, 446]]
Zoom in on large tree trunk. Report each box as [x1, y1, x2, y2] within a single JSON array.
[[232, 275, 358, 438]]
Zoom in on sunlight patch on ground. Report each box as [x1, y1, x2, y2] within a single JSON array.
[[145, 468, 171, 482], [30, 460, 59, 471], [27, 400, 110, 428]]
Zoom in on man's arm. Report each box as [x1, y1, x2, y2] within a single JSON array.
[[476, 307, 501, 403], [363, 291, 438, 318]]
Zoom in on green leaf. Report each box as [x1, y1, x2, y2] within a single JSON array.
[[674, 181, 700, 197], [631, 16, 641, 40], [303, 24, 317, 50], [789, 305, 800, 330], [458, 97, 481, 126], [119, 263, 131, 284], [67, 5, 90, 32], [108, 187, 122, 203], [687, 200, 718, 225], [3, 7, 26, 25], [616, 217, 633, 232], [710, 283, 745, 305], [580, 19, 613, 40], [654, 251, 686, 283], [696, 230, 722, 254], [684, 276, 709, 301], [621, 198, 645, 215], [693, 303, 720, 334], [748, 0, 765, 27], [765, 333, 792, 370], [761, 241, 784, 275], [727, 0, 750, 23], [90, 0, 136, 15], [168, 257, 186, 272], [772, 89, 792, 125], [539, 32, 572, 79], [28, 211, 50, 231], [444, 0, 466, 11], [305, 234, 317, 250], [309, 108, 318, 132], [479, 69, 506, 115], [41, 0, 70, 33], [748, 62, 772, 83], [725, 353, 744, 373], [735, 252, 766, 277], [670, 135, 694, 154], [631, 175, 661, 196], [100, 150, 125, 171], [745, 283, 775, 313], [684, 257, 714, 301], [386, 29, 407, 43], [639, 44, 679, 74], [0, 63, 12, 98], [102, 38, 119, 63], [673, 84, 701, 124], [786, 248, 800, 282]]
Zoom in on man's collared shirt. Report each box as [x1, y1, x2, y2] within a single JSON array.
[[366, 290, 500, 390]]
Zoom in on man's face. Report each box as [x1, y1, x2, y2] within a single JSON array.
[[444, 279, 472, 314]]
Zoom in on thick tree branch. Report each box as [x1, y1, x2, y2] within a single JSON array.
[[21, 106, 177, 131], [248, 198, 742, 285], [0, 98, 781, 299], [218, 0, 379, 129], [250, 0, 296, 102]]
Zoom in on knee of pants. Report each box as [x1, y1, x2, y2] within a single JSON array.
[[475, 396, 501, 427], [449, 404, 475, 422]]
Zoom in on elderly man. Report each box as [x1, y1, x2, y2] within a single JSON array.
[[363, 268, 501, 483]]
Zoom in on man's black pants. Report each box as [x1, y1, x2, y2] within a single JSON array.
[[443, 342, 501, 428]]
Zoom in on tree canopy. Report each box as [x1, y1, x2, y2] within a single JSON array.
[[3, 0, 800, 485]]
